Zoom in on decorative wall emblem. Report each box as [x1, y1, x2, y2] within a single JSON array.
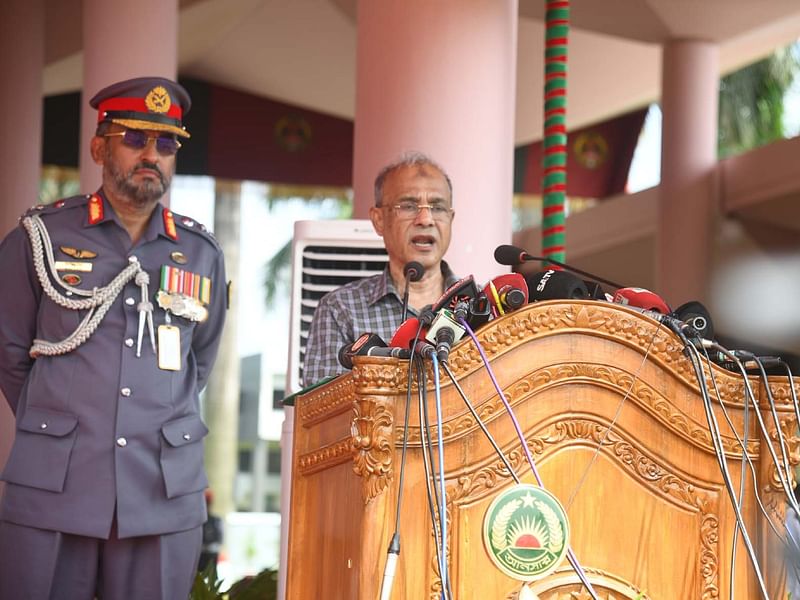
[[275, 115, 312, 152], [573, 131, 608, 169]]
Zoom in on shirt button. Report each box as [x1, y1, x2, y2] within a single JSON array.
[[124, 338, 134, 348], [40, 422, 48, 430], [121, 387, 131, 397], [183, 433, 191, 441], [116, 437, 127, 447], [125, 297, 135, 306]]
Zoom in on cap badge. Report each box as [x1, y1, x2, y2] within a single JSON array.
[[145, 86, 172, 114]]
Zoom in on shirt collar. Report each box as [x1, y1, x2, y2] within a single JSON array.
[[85, 189, 175, 243], [366, 260, 458, 307]]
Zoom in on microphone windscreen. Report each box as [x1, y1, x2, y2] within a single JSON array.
[[338, 332, 387, 369], [494, 244, 527, 266], [432, 275, 479, 313], [390, 317, 426, 349], [483, 273, 529, 313], [403, 261, 425, 283], [673, 301, 714, 339], [525, 270, 589, 301], [584, 280, 607, 300], [612, 287, 671, 314]]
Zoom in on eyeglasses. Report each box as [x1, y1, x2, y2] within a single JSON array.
[[389, 201, 453, 221], [103, 130, 182, 156]]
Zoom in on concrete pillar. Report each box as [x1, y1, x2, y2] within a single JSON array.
[[0, 0, 44, 495], [204, 179, 241, 519], [352, 0, 518, 283], [658, 40, 719, 306], [80, 0, 179, 192]]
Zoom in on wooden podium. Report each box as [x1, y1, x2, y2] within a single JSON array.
[[285, 300, 799, 599]]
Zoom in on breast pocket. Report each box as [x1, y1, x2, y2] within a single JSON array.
[[36, 295, 81, 343], [159, 414, 209, 498], [0, 406, 78, 492]]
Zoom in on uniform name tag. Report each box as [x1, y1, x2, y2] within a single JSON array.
[[55, 260, 93, 272], [157, 325, 181, 371]]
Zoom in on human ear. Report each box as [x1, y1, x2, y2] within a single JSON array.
[[369, 206, 385, 236], [90, 136, 106, 166]]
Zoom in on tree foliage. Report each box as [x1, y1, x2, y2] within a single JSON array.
[[718, 44, 800, 158]]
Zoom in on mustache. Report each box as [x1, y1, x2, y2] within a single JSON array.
[[132, 161, 167, 186]]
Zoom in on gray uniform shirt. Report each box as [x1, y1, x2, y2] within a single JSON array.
[[302, 262, 457, 387], [0, 192, 226, 539]]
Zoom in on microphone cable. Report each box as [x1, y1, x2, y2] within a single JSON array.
[[674, 335, 771, 599], [564, 319, 663, 511], [430, 352, 450, 599], [750, 355, 793, 487], [780, 361, 799, 443], [699, 344, 794, 599], [699, 343, 757, 600], [441, 362, 519, 482], [379, 318, 426, 600], [457, 316, 601, 600], [415, 358, 453, 600], [706, 344, 800, 519]]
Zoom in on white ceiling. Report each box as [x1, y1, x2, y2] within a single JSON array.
[[43, 0, 800, 144]]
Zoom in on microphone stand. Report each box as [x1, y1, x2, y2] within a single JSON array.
[[379, 319, 427, 600], [521, 253, 626, 290]]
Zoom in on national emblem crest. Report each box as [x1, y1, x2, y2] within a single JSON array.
[[482, 484, 570, 582]]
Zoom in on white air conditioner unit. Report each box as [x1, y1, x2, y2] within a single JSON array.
[[285, 219, 388, 394], [278, 219, 387, 599]]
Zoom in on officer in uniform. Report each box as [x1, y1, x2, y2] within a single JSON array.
[[0, 77, 227, 599]]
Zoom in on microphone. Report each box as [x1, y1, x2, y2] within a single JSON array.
[[494, 244, 627, 290], [710, 349, 783, 372], [389, 316, 427, 349], [432, 275, 480, 313], [494, 244, 531, 266], [612, 287, 671, 314], [672, 300, 715, 340], [467, 294, 492, 329], [425, 309, 465, 363], [401, 261, 424, 322], [525, 269, 589, 301], [414, 340, 436, 359], [339, 333, 411, 369], [483, 273, 528, 317]]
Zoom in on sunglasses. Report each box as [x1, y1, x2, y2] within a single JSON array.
[[103, 130, 182, 156]]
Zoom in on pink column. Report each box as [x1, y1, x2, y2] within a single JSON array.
[[0, 0, 44, 492], [352, 0, 518, 283], [658, 40, 719, 306], [80, 0, 179, 192]]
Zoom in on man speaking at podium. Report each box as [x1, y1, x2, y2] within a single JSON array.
[[303, 153, 459, 386]]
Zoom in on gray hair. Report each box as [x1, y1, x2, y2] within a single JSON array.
[[95, 121, 114, 136], [373, 151, 453, 207]]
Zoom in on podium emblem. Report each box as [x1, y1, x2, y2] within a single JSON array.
[[482, 484, 570, 581]]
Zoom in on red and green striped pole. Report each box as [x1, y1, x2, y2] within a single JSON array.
[[542, 0, 569, 265]]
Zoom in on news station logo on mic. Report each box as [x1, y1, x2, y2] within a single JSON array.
[[482, 484, 570, 581]]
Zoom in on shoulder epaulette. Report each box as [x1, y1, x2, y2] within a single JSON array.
[[172, 211, 221, 250], [20, 194, 90, 220]]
